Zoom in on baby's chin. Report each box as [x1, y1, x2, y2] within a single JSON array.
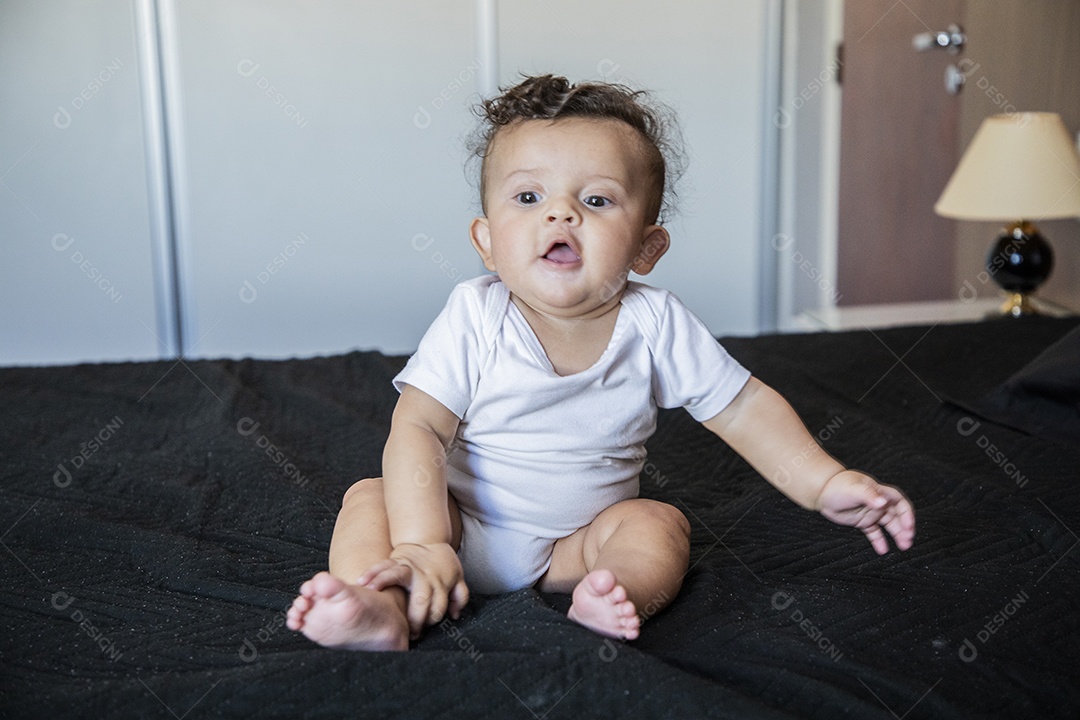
[[511, 288, 626, 321]]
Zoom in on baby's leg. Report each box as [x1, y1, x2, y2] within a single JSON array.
[[287, 477, 442, 651], [539, 499, 691, 640]]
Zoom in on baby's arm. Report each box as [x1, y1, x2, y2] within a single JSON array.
[[357, 384, 469, 637], [703, 377, 914, 553]]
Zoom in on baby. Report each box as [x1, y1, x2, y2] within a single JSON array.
[[287, 75, 915, 650]]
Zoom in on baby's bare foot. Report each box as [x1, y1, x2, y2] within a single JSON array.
[[567, 569, 641, 640], [286, 571, 408, 651]]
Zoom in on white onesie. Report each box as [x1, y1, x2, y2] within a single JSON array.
[[393, 275, 750, 593]]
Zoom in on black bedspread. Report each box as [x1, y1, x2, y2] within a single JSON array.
[[2, 318, 1078, 719]]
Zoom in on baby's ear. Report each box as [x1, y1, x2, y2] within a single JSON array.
[[469, 218, 497, 271], [631, 226, 670, 275]]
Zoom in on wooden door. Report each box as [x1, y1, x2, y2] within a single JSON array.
[[836, 0, 966, 305]]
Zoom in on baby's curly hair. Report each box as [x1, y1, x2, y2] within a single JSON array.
[[469, 75, 684, 225]]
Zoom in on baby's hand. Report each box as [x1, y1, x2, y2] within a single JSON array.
[[357, 542, 469, 640], [814, 470, 915, 554]]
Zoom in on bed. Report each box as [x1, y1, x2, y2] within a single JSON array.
[[2, 315, 1078, 719]]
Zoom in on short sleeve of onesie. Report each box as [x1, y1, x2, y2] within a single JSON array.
[[392, 276, 499, 418], [640, 287, 751, 422]]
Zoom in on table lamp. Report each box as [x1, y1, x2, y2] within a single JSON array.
[[935, 112, 1080, 316]]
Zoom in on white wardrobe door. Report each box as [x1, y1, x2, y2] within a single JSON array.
[[170, 1, 484, 359], [0, 0, 161, 366]]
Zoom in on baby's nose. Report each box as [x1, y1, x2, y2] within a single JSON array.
[[546, 200, 579, 223]]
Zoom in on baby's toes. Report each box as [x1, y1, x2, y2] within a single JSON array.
[[615, 600, 637, 620], [286, 602, 307, 630], [310, 571, 346, 598], [583, 568, 617, 597], [620, 618, 642, 640]]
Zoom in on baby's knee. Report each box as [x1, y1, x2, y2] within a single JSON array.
[[639, 499, 691, 543], [342, 477, 383, 505], [662, 503, 692, 541]]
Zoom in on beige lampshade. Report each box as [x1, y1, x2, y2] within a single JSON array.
[[935, 112, 1080, 221]]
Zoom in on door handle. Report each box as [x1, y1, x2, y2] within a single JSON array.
[[913, 23, 967, 95], [912, 23, 965, 54]]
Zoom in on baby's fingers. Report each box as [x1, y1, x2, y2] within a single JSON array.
[[861, 489, 915, 554], [406, 584, 436, 639], [426, 586, 450, 627], [882, 494, 916, 550], [359, 560, 411, 591], [862, 524, 891, 555], [356, 559, 393, 586], [448, 580, 470, 620]]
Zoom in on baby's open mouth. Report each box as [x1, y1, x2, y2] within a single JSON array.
[[544, 243, 581, 264]]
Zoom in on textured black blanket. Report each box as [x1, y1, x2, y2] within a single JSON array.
[[2, 318, 1078, 719]]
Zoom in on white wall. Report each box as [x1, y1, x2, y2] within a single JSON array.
[[499, 0, 770, 336], [0, 1, 776, 366]]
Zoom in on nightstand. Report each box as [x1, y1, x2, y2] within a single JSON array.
[[794, 297, 1075, 332]]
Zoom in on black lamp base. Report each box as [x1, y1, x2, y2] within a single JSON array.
[[987, 221, 1054, 317]]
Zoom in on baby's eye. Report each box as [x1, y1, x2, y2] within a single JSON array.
[[515, 191, 540, 205], [583, 195, 611, 208]]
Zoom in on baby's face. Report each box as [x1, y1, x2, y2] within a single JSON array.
[[470, 118, 668, 320]]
